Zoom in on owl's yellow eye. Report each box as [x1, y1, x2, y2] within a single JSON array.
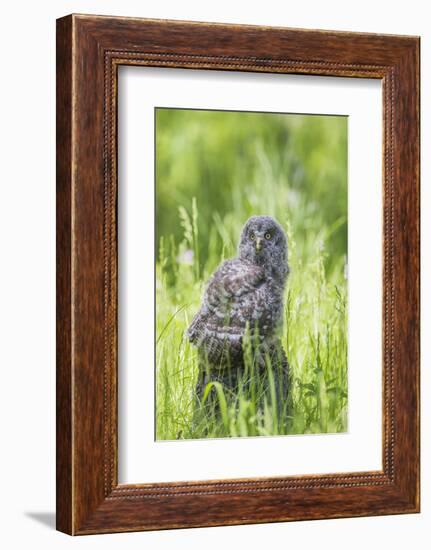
[[265, 232, 272, 240], [250, 232, 255, 241]]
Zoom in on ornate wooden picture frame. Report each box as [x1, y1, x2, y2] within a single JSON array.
[[56, 14, 420, 535]]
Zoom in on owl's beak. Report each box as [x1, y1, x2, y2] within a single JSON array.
[[255, 237, 263, 252]]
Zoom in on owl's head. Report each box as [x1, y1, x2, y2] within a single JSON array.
[[238, 216, 289, 281]]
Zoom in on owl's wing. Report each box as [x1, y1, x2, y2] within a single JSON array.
[[186, 259, 264, 361], [205, 259, 264, 311]]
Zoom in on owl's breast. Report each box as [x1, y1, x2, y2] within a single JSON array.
[[229, 280, 283, 334]]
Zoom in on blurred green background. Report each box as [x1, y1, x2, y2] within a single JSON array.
[[155, 108, 348, 440], [156, 108, 347, 277]]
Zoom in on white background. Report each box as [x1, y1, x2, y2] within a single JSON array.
[[119, 68, 382, 483], [0, 1, 428, 548]]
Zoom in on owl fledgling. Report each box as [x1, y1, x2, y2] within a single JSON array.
[[187, 215, 290, 410]]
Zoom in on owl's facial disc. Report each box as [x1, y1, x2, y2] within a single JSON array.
[[239, 216, 287, 275]]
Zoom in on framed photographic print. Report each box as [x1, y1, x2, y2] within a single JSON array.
[[56, 14, 420, 534]]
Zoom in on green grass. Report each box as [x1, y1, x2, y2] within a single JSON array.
[[155, 108, 348, 440]]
